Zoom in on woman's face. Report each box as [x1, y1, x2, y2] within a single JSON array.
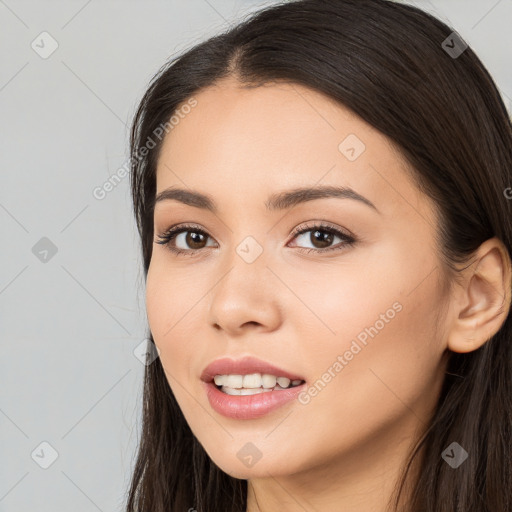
[[146, 77, 451, 481]]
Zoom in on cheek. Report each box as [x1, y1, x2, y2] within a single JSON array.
[[145, 257, 219, 400], [289, 245, 445, 420], [145, 258, 201, 340], [309, 240, 443, 356], [145, 262, 169, 337], [279, 246, 408, 362], [295, 266, 446, 443], [145, 261, 193, 373]]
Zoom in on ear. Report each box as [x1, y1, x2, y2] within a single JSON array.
[[447, 237, 512, 354]]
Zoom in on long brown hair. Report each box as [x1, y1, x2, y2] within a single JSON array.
[[126, 1, 512, 510]]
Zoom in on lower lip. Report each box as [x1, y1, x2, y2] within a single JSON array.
[[203, 381, 306, 420]]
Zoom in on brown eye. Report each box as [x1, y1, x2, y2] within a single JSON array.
[[289, 222, 356, 253], [155, 221, 356, 256], [308, 229, 335, 249], [155, 224, 216, 255], [184, 231, 208, 249]]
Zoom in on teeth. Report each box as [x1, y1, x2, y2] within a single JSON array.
[[221, 384, 290, 395], [221, 387, 274, 396], [213, 373, 305, 391], [277, 377, 291, 388], [243, 373, 262, 388], [262, 374, 277, 388], [225, 375, 243, 388]]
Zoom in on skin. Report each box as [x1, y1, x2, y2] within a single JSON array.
[[145, 76, 511, 512]]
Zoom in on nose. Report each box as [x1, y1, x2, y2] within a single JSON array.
[[208, 250, 283, 336]]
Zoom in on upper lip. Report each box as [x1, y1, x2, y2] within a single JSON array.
[[200, 356, 306, 383]]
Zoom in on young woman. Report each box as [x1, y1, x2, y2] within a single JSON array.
[[126, 0, 512, 510]]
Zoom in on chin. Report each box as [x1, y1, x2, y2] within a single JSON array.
[[206, 450, 300, 480]]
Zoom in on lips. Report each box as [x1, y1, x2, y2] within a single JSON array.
[[200, 355, 306, 383]]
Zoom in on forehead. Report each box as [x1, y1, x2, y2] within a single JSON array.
[[155, 78, 432, 224]]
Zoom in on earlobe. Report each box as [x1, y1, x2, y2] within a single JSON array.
[[447, 237, 512, 354]]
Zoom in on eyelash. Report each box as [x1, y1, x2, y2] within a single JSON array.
[[154, 221, 356, 257]]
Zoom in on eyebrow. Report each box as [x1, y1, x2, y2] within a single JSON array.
[[153, 185, 379, 213]]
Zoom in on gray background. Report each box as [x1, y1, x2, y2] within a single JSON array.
[[1, 0, 510, 510]]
